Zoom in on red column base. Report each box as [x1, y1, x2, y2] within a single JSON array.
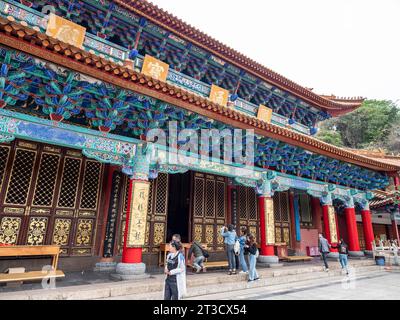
[[122, 247, 142, 264]]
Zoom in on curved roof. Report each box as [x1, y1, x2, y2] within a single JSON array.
[[0, 17, 398, 173], [114, 0, 363, 115]]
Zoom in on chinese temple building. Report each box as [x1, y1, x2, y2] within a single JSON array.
[[0, 0, 399, 275]]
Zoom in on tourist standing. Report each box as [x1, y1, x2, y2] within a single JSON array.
[[245, 234, 259, 282], [319, 233, 331, 271], [238, 227, 249, 274], [331, 238, 349, 275], [221, 224, 237, 275], [188, 240, 206, 273], [164, 240, 187, 300]]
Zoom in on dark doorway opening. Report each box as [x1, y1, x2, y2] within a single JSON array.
[[166, 171, 191, 242]]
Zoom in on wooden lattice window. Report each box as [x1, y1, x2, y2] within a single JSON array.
[[273, 191, 291, 246], [237, 185, 259, 242]]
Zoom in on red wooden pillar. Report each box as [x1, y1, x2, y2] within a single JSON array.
[[121, 178, 142, 264], [361, 209, 374, 251], [321, 204, 338, 252], [344, 206, 361, 253], [258, 195, 275, 256]]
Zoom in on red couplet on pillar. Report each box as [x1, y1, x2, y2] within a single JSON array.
[[361, 210, 374, 251], [344, 207, 360, 252], [258, 196, 275, 256], [321, 205, 338, 252], [121, 179, 143, 264]]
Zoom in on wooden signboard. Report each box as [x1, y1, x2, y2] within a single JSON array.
[[264, 197, 275, 245], [209, 84, 229, 107], [257, 105, 273, 124], [141, 54, 169, 82], [46, 13, 86, 48], [126, 181, 150, 247]]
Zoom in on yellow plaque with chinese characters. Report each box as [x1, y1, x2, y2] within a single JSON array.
[[141, 55, 169, 82], [209, 84, 229, 107], [46, 13, 86, 48], [264, 197, 275, 245], [328, 206, 338, 243], [257, 105, 273, 124], [126, 181, 150, 247]]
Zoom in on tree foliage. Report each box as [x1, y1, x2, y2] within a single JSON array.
[[316, 100, 400, 152]]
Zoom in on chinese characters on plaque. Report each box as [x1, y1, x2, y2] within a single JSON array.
[[257, 105, 273, 124], [328, 206, 338, 243], [209, 84, 229, 107], [141, 55, 169, 82], [264, 197, 275, 245], [126, 181, 150, 247], [46, 13, 86, 48]]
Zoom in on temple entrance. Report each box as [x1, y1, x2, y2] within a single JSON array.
[[166, 172, 191, 242]]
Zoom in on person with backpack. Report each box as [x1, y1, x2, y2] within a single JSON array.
[[318, 233, 331, 271], [244, 234, 259, 282], [237, 226, 249, 274], [164, 240, 187, 300], [188, 240, 207, 273], [331, 238, 349, 275], [221, 224, 237, 275]]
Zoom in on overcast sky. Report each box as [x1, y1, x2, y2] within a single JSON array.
[[150, 0, 400, 104]]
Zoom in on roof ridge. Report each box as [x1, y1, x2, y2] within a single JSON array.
[[113, 0, 363, 113]]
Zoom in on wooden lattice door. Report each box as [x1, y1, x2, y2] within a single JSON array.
[[273, 191, 291, 247], [237, 185, 260, 243], [0, 140, 104, 256], [192, 173, 227, 251]]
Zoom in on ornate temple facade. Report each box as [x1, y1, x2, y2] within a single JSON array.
[[0, 0, 398, 272]]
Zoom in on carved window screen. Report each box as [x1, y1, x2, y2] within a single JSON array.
[[33, 153, 60, 207], [57, 157, 82, 208], [5, 149, 36, 205], [237, 185, 259, 243]]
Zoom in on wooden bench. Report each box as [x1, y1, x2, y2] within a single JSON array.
[[281, 255, 313, 262], [0, 245, 65, 283]]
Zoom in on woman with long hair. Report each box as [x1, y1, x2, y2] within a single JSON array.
[[245, 234, 260, 282], [221, 224, 237, 275]]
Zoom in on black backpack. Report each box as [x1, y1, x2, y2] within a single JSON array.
[[195, 242, 209, 258]]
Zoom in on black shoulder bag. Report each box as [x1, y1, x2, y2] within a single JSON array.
[[195, 242, 209, 258]]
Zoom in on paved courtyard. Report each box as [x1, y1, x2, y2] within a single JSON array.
[[187, 271, 400, 300]]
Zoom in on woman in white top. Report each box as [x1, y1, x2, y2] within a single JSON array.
[[164, 240, 187, 300]]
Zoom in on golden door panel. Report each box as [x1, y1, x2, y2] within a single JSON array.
[[26, 217, 48, 245], [0, 216, 22, 244], [52, 218, 72, 247], [74, 219, 94, 247]]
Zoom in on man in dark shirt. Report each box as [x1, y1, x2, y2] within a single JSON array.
[[188, 241, 206, 273]]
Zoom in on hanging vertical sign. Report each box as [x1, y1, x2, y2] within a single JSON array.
[[141, 54, 169, 82], [103, 171, 123, 258], [257, 105, 273, 124], [328, 206, 338, 243], [126, 181, 150, 247], [209, 84, 229, 107], [264, 197, 275, 244], [46, 13, 86, 48], [230, 188, 238, 227]]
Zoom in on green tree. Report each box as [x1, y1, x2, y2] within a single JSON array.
[[316, 99, 400, 150]]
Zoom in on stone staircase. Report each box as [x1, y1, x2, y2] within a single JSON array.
[[0, 259, 387, 300]]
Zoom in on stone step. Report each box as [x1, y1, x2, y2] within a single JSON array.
[[0, 260, 382, 300], [101, 267, 385, 300]]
